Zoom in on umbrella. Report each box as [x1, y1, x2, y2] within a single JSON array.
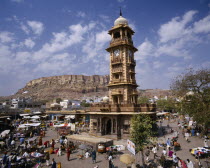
[[0, 130, 10, 137], [120, 154, 135, 165]]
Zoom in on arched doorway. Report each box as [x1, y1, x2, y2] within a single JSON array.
[[106, 119, 112, 135], [101, 117, 112, 135]]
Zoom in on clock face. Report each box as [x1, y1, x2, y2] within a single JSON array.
[[128, 50, 132, 57], [114, 49, 120, 56]]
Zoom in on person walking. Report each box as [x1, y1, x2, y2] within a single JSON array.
[[66, 146, 71, 161], [172, 153, 178, 167], [185, 131, 190, 142], [166, 138, 171, 150], [57, 146, 62, 156], [160, 153, 166, 168], [45, 151, 50, 166], [194, 157, 200, 168], [91, 150, 96, 164], [2, 152, 8, 168], [145, 146, 150, 162], [162, 148, 167, 156], [168, 148, 173, 158], [51, 158, 56, 168], [108, 154, 114, 168], [186, 159, 194, 168], [152, 145, 157, 159], [204, 139, 208, 147]]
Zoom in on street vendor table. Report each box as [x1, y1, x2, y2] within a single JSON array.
[[190, 147, 210, 157]]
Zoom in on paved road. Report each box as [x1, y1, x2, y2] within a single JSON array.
[[40, 119, 210, 168]]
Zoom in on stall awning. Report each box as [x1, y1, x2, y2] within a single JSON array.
[[65, 115, 75, 119], [33, 111, 42, 114], [20, 114, 30, 116], [0, 130, 10, 137]]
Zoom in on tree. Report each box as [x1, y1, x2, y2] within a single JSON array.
[[170, 68, 210, 131], [138, 96, 150, 104], [80, 100, 90, 107], [156, 98, 177, 112], [130, 114, 155, 167]]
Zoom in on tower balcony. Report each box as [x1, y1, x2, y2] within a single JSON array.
[[111, 90, 123, 95], [111, 57, 122, 64], [130, 90, 138, 95], [129, 69, 135, 73], [128, 60, 136, 66], [110, 37, 133, 47], [112, 79, 123, 83], [127, 79, 137, 84], [112, 68, 123, 73]]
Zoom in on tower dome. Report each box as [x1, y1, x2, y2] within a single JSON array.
[[114, 16, 128, 26]]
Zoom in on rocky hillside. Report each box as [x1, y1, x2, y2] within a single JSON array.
[[13, 75, 109, 101], [0, 74, 172, 102]]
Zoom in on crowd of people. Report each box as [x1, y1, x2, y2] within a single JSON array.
[[144, 118, 209, 168]]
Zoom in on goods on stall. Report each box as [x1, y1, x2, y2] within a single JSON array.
[[98, 143, 106, 153], [190, 147, 210, 158]]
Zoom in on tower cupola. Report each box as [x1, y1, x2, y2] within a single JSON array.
[[114, 16, 128, 26]]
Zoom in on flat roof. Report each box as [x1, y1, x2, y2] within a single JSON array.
[[67, 134, 113, 144]]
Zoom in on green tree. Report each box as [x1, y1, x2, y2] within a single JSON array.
[[130, 114, 155, 167], [156, 98, 176, 112], [80, 100, 90, 107], [171, 68, 210, 131], [138, 96, 150, 104]]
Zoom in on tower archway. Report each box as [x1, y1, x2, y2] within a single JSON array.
[[102, 117, 112, 135]]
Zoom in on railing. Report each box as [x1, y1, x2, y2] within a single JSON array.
[[112, 79, 123, 83], [112, 68, 123, 73], [111, 57, 122, 64], [111, 90, 122, 95], [127, 60, 136, 66], [129, 69, 135, 73], [110, 37, 133, 46]]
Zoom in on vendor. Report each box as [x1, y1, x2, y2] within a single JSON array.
[[22, 151, 29, 158], [38, 137, 42, 146]]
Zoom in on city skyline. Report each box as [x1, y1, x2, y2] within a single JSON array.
[[0, 0, 210, 96]]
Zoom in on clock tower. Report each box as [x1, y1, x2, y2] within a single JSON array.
[[106, 12, 138, 105]]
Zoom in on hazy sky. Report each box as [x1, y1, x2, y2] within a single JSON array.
[[0, 0, 210, 96]]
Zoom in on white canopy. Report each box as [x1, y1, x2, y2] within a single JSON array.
[[23, 116, 31, 119], [0, 130, 10, 137], [65, 115, 75, 119], [18, 125, 29, 128], [33, 111, 42, 114], [20, 114, 30, 116], [156, 112, 170, 116], [53, 123, 71, 127], [25, 123, 41, 127], [18, 123, 41, 128], [31, 116, 40, 119]]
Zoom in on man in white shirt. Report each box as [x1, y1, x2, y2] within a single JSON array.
[[152, 145, 157, 159], [162, 148, 167, 156]]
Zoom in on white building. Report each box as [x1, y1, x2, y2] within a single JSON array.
[[60, 100, 71, 109]]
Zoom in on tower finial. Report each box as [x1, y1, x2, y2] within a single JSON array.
[[120, 7, 122, 16]]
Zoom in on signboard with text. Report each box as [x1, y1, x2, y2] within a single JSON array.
[[127, 139, 136, 155]]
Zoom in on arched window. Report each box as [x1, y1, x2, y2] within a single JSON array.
[[127, 33, 131, 39], [113, 119, 116, 133], [114, 32, 120, 39]]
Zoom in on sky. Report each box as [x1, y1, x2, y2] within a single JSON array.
[[0, 0, 210, 96]]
